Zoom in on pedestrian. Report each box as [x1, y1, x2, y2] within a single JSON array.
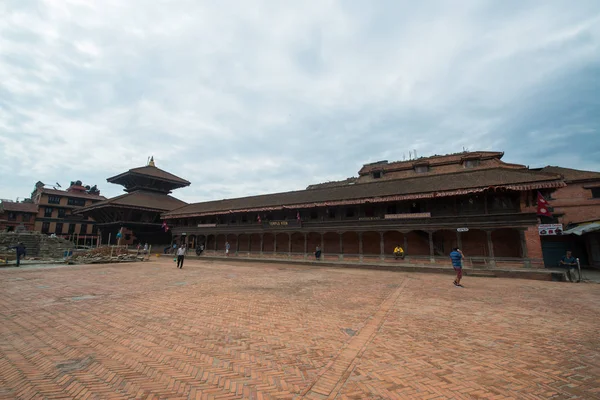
[[176, 245, 186, 269], [450, 247, 464, 287], [143, 243, 148, 255], [172, 243, 177, 254], [315, 246, 322, 260], [225, 241, 230, 256], [559, 250, 577, 282], [11, 242, 26, 267]]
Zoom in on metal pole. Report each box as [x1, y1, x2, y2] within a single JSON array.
[[108, 233, 111, 246], [576, 258, 582, 283]]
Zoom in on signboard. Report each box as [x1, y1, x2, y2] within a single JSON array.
[[384, 212, 431, 220], [197, 224, 217, 228], [538, 224, 563, 236], [263, 220, 301, 228], [457, 228, 469, 232], [359, 217, 382, 221]]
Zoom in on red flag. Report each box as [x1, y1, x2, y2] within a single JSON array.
[[296, 211, 301, 222], [537, 192, 552, 217]]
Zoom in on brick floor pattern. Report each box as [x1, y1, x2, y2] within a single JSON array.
[[0, 260, 599, 400]]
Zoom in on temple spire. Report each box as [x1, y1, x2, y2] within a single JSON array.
[[148, 156, 155, 167]]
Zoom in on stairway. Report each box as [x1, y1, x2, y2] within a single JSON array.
[[0, 232, 41, 257]]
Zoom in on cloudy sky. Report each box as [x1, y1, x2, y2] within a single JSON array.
[[1, 0, 599, 203]]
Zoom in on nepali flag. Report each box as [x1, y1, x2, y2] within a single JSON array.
[[536, 192, 553, 217], [297, 211, 301, 222], [162, 220, 170, 232], [257, 214, 261, 223]]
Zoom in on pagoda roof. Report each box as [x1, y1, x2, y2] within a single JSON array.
[[0, 201, 39, 213], [107, 165, 190, 187], [74, 190, 187, 214], [163, 167, 564, 218]]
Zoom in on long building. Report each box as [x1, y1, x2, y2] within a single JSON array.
[[162, 151, 600, 268]]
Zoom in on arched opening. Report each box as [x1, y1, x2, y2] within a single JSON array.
[[342, 232, 359, 255], [362, 231, 380, 255], [249, 233, 261, 253], [406, 230, 431, 256], [263, 233, 275, 252], [227, 235, 238, 253], [238, 234, 250, 253], [324, 232, 341, 254], [383, 231, 405, 255], [307, 232, 321, 254], [461, 229, 488, 257], [492, 229, 522, 258], [206, 234, 215, 250], [187, 234, 196, 249], [291, 232, 304, 253], [216, 234, 226, 251], [432, 230, 457, 256], [275, 233, 289, 253]]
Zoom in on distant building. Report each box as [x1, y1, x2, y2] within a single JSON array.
[[31, 181, 106, 241], [0, 201, 38, 232], [74, 157, 189, 246], [162, 151, 600, 269]]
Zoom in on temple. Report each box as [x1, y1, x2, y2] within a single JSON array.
[[75, 157, 189, 245], [162, 151, 591, 268]]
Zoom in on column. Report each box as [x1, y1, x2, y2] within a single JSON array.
[[358, 232, 363, 262], [303, 233, 308, 260], [403, 233, 408, 260], [273, 234, 277, 255], [235, 234, 240, 255], [486, 230, 496, 267], [379, 232, 385, 261], [248, 234, 252, 254], [214, 235, 217, 251], [456, 231, 463, 250], [259, 234, 264, 256], [519, 229, 530, 268], [339, 232, 344, 260], [288, 233, 292, 257], [429, 231, 435, 263]]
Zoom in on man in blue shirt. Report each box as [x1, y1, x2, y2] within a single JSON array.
[[559, 250, 577, 282], [10, 242, 26, 267], [449, 247, 464, 287]]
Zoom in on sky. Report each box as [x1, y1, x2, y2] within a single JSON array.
[[1, 0, 599, 203]]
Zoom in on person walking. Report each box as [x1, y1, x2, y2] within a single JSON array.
[[11, 242, 26, 267], [449, 247, 464, 287], [315, 246, 322, 260], [143, 243, 148, 255], [225, 241, 230, 256], [176, 245, 186, 269]]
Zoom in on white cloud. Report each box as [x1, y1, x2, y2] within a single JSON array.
[[0, 0, 599, 203]]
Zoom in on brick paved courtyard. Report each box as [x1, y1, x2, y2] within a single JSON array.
[[1, 259, 599, 400]]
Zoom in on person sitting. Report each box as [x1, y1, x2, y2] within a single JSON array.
[[315, 246, 322, 260], [559, 250, 577, 282], [393, 245, 405, 260]]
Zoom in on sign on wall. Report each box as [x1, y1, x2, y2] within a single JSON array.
[[197, 224, 217, 228], [538, 224, 563, 236], [384, 212, 431, 219], [457, 228, 469, 232], [263, 220, 302, 228]]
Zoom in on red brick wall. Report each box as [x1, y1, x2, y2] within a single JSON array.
[[405, 231, 430, 256], [492, 229, 521, 258], [383, 231, 405, 254], [550, 183, 600, 225], [524, 226, 543, 259], [342, 232, 360, 254], [461, 230, 488, 256]]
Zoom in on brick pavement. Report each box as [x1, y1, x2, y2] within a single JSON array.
[[0, 259, 599, 399]]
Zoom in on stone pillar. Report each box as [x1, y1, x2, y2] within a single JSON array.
[[273, 234, 277, 255], [519, 229, 530, 268], [259, 234, 264, 256], [213, 235, 217, 251], [235, 234, 240, 255], [403, 233, 408, 260], [429, 231, 435, 263], [379, 232, 385, 260], [486, 230, 496, 267], [456, 231, 463, 250], [339, 233, 344, 260], [303, 233, 308, 260], [288, 233, 292, 257], [358, 232, 363, 262]]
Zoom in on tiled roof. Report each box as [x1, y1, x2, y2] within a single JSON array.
[[538, 166, 600, 183], [40, 188, 106, 200], [107, 166, 190, 186], [0, 202, 38, 213], [164, 168, 563, 217], [75, 190, 187, 213], [359, 151, 506, 175]]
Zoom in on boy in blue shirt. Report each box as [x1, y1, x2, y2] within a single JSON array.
[[449, 248, 464, 287]]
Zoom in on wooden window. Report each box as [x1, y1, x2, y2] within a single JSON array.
[[55, 223, 63, 234], [463, 159, 480, 168], [48, 196, 61, 204], [80, 224, 88, 234], [373, 171, 382, 179], [44, 207, 53, 217], [58, 209, 66, 218], [414, 165, 429, 173], [591, 188, 600, 199], [42, 222, 50, 233]]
